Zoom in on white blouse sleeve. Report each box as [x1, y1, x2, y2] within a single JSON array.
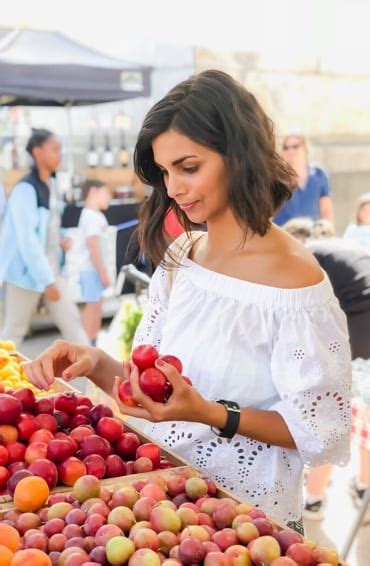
[[270, 300, 352, 467], [133, 264, 170, 351]]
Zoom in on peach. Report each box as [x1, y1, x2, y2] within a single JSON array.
[[140, 484, 167, 502], [199, 497, 220, 516], [108, 506, 136, 533], [286, 543, 314, 566], [276, 529, 304, 554], [184, 477, 208, 500], [212, 528, 238, 551], [95, 524, 123, 546], [166, 475, 186, 497], [236, 521, 259, 544], [133, 497, 157, 522], [225, 544, 252, 565], [48, 533, 67, 552], [83, 513, 106, 537], [252, 518, 274, 536], [47, 503, 73, 521], [204, 552, 231, 565], [105, 535, 135, 564], [150, 507, 182, 534], [58, 458, 86, 486], [129, 521, 151, 540], [128, 548, 161, 566], [15, 512, 41, 534], [158, 531, 179, 556], [72, 475, 100, 503], [178, 537, 205, 563], [0, 424, 18, 444], [176, 506, 199, 527], [271, 558, 299, 565], [213, 502, 237, 529], [312, 547, 340, 565], [248, 535, 281, 564], [179, 525, 210, 542], [111, 486, 139, 509], [133, 528, 160, 551]]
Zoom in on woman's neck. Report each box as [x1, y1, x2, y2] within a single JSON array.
[[205, 208, 264, 257]]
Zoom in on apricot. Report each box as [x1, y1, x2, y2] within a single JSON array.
[[14, 476, 49, 512]]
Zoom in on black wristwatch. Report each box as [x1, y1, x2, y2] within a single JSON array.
[[211, 399, 241, 439]]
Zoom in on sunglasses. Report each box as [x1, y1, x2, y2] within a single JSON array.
[[283, 143, 301, 150]]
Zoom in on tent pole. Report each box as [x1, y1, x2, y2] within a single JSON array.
[[65, 103, 74, 177]]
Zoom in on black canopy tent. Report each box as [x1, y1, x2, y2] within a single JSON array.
[[0, 28, 151, 105]]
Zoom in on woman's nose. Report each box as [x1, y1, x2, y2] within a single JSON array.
[[166, 174, 184, 200]]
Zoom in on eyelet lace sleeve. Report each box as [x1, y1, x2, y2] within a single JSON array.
[[270, 302, 352, 467]]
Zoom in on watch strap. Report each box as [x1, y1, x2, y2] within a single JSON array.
[[212, 399, 241, 439]]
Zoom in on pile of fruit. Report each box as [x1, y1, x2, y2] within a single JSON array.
[[0, 341, 51, 397], [0, 471, 341, 565], [0, 389, 174, 495], [119, 345, 192, 406]]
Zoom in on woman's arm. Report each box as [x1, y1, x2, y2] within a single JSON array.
[[112, 360, 296, 449]]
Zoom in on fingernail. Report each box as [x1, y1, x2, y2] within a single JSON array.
[[156, 359, 165, 367], [63, 371, 72, 380]]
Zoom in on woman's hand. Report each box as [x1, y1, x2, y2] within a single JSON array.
[[23, 340, 101, 391], [113, 359, 209, 424]]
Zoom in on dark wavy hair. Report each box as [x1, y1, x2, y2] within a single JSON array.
[[134, 69, 295, 265], [26, 129, 54, 157]]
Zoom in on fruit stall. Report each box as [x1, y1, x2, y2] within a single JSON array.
[[0, 341, 345, 565]]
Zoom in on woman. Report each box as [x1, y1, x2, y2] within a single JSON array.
[[0, 129, 88, 347], [343, 192, 370, 250], [24, 71, 351, 532], [274, 134, 334, 226]]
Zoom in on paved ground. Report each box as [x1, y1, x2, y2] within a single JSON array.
[[17, 328, 370, 565]]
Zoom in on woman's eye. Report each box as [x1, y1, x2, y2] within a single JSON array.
[[183, 166, 198, 174]]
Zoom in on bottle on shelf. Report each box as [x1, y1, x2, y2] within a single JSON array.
[[86, 134, 99, 168], [102, 134, 114, 168], [118, 133, 129, 168]]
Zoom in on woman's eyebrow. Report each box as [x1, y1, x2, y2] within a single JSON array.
[[155, 155, 198, 168]]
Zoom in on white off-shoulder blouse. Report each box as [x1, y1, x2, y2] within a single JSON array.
[[134, 237, 352, 524]]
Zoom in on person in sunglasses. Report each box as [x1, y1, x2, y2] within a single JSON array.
[[274, 134, 334, 227]]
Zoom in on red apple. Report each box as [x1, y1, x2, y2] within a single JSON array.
[[34, 397, 54, 414], [7, 469, 33, 496], [29, 428, 54, 444], [75, 405, 91, 417], [7, 441, 26, 463], [83, 454, 106, 479], [17, 413, 39, 441], [28, 458, 58, 489], [0, 394, 22, 424], [115, 432, 141, 459], [0, 444, 9, 466], [80, 435, 111, 459], [139, 368, 167, 402], [53, 410, 70, 430], [25, 441, 48, 464], [0, 465, 10, 489], [118, 380, 138, 407], [54, 392, 79, 415], [136, 443, 161, 469], [54, 432, 78, 453], [47, 439, 74, 463], [58, 457, 87, 486], [159, 355, 183, 374], [70, 426, 94, 445], [132, 344, 159, 370], [76, 396, 93, 409], [69, 414, 90, 428], [97, 417, 124, 442], [13, 388, 36, 411], [35, 413, 58, 434], [88, 404, 113, 426], [104, 454, 127, 478]]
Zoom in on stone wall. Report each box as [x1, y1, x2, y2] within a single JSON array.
[[195, 47, 370, 233]]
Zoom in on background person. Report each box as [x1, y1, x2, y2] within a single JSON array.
[[25, 71, 351, 534], [78, 179, 111, 346], [274, 134, 334, 227], [343, 192, 370, 250], [0, 129, 88, 347]]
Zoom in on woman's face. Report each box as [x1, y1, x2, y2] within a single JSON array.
[[152, 129, 229, 224], [358, 202, 370, 224], [282, 136, 306, 165], [33, 136, 61, 172]]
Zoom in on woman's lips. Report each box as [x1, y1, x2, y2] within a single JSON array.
[[178, 201, 198, 212]]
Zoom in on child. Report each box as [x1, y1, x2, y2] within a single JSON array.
[[78, 179, 111, 345], [24, 71, 351, 533]]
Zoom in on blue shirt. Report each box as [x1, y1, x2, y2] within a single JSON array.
[[274, 166, 330, 226]]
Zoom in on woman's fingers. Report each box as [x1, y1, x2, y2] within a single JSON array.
[[112, 376, 152, 420], [24, 360, 50, 390], [154, 359, 182, 386]]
